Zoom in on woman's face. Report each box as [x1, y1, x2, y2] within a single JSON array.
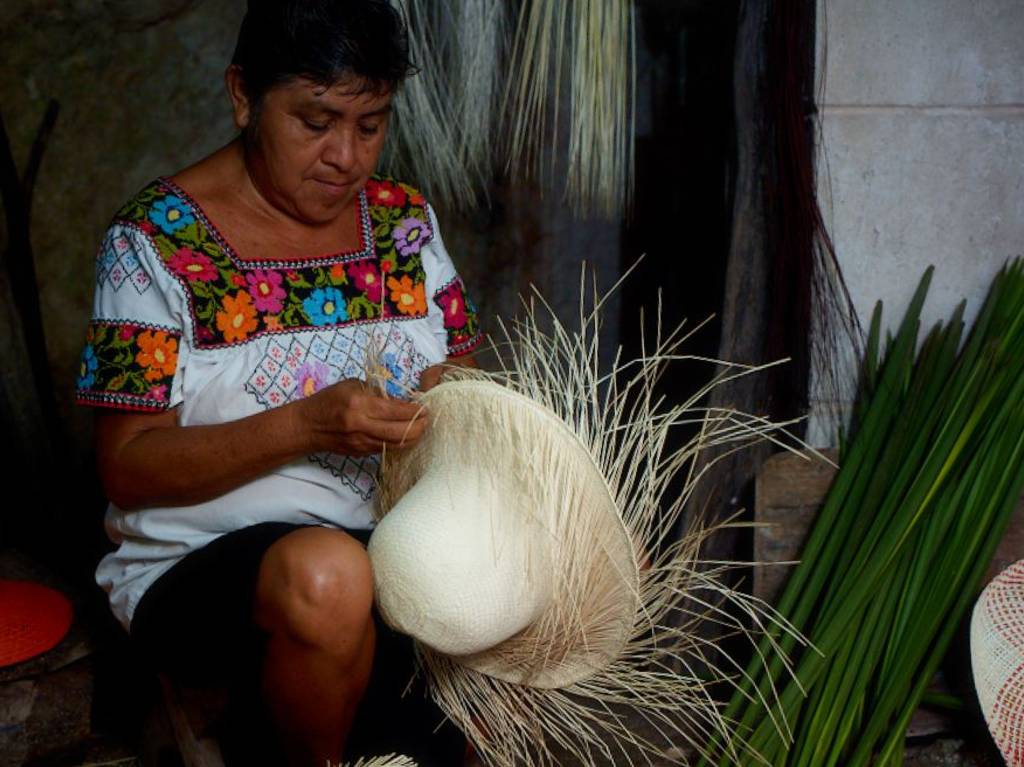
[[235, 74, 392, 226]]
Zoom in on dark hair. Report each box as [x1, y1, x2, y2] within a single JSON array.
[[231, 0, 415, 106]]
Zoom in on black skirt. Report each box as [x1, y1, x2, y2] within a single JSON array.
[[130, 521, 464, 766]]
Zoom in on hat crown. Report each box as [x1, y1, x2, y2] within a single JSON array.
[[369, 463, 555, 656]]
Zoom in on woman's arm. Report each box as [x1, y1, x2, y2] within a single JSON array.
[[96, 379, 427, 511]]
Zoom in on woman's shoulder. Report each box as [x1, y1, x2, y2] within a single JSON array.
[[102, 177, 195, 240]]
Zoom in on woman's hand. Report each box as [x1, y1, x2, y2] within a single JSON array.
[[418, 354, 478, 393], [96, 377, 427, 511], [297, 378, 428, 456], [418, 364, 445, 392]]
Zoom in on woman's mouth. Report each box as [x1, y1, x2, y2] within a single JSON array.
[[313, 178, 352, 196]]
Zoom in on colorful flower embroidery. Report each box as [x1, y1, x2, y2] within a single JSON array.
[[216, 291, 259, 343], [380, 352, 406, 397], [149, 195, 194, 235], [435, 281, 468, 329], [365, 178, 408, 208], [347, 260, 383, 304], [393, 217, 430, 257], [246, 269, 286, 313], [295, 359, 332, 398], [329, 263, 347, 283], [75, 321, 181, 411], [433, 277, 482, 356], [168, 247, 218, 282], [108, 174, 451, 348], [303, 287, 349, 326], [78, 345, 98, 389], [388, 275, 426, 316], [135, 330, 179, 382], [146, 384, 168, 402]]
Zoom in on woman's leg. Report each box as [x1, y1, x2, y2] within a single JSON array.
[[254, 527, 376, 766]]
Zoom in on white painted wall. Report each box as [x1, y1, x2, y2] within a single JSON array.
[[809, 0, 1024, 446]]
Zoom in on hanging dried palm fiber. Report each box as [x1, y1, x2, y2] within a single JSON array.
[[386, 0, 635, 218], [385, 0, 508, 210]]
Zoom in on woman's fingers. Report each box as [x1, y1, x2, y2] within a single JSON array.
[[362, 412, 428, 446], [302, 377, 431, 454], [363, 394, 427, 422]]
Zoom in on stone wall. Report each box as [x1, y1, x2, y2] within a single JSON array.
[[810, 0, 1024, 444], [2, 0, 246, 453]]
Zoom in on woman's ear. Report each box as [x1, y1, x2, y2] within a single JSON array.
[[225, 64, 252, 131]]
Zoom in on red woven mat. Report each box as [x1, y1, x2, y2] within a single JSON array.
[[0, 579, 73, 668]]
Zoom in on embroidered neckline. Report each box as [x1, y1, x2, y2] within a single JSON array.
[[109, 175, 438, 350], [156, 176, 374, 269]]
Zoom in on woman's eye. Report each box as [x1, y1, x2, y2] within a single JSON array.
[[358, 123, 381, 137], [303, 120, 329, 132]]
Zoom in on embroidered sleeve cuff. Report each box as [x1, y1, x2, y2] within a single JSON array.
[[75, 320, 181, 412], [432, 276, 481, 358], [448, 330, 485, 357]]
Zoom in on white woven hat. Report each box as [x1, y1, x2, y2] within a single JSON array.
[[371, 378, 638, 688], [971, 559, 1024, 764], [366, 273, 806, 767]]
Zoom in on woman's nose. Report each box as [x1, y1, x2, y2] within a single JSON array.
[[322, 128, 357, 172]]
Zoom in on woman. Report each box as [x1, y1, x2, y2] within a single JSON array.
[[75, 2, 480, 764]]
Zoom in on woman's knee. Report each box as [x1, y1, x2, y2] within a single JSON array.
[[254, 527, 374, 651]]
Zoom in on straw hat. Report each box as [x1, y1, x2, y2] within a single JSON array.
[[371, 378, 638, 688], [971, 559, 1024, 764], [367, 273, 805, 766]]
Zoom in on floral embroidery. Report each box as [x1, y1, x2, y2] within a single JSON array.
[[296, 359, 332, 398], [433, 276, 482, 356], [112, 174, 438, 348], [75, 321, 181, 411], [244, 326, 430, 498], [329, 263, 347, 283], [377, 352, 408, 397], [303, 287, 349, 325], [366, 178, 407, 208], [78, 345, 98, 389], [393, 217, 430, 257], [217, 291, 259, 342], [436, 282, 467, 329], [388, 275, 426, 316], [168, 247, 218, 282], [149, 195, 194, 235], [246, 269, 286, 313], [348, 260, 383, 304], [135, 330, 179, 381]]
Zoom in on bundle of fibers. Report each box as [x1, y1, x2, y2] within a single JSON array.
[[368, 270, 810, 766], [385, 0, 635, 217]]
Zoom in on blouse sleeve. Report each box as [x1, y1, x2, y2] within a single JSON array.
[[75, 223, 188, 412], [421, 203, 483, 358]]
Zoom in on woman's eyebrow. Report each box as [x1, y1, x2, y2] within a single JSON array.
[[305, 103, 393, 119]]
